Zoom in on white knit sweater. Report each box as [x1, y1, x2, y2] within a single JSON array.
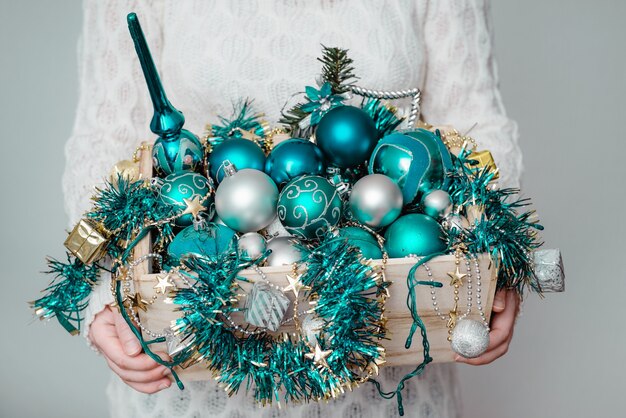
[[63, 1, 522, 417]]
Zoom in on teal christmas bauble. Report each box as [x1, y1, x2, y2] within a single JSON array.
[[159, 172, 213, 226], [152, 130, 204, 176], [277, 175, 343, 239], [214, 168, 278, 233], [384, 214, 447, 258], [369, 129, 452, 205], [208, 138, 267, 183], [337, 226, 383, 260], [264, 138, 326, 187], [168, 223, 236, 262], [315, 105, 377, 168]]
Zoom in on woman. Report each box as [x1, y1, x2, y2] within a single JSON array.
[[66, 1, 522, 416]]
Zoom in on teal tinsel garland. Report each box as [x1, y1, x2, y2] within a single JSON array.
[[88, 175, 177, 261], [361, 98, 404, 138], [171, 234, 387, 405], [31, 253, 100, 335], [209, 99, 268, 148], [446, 148, 544, 293]]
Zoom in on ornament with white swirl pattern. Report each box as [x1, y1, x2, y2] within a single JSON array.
[[277, 175, 343, 239], [159, 172, 213, 226]]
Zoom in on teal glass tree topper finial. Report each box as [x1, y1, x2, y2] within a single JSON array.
[[127, 12, 203, 175]]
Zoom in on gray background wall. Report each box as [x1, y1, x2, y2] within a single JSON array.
[[1, 1, 623, 417]]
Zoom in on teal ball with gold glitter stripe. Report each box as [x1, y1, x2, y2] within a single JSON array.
[[277, 175, 342, 239], [152, 129, 204, 176], [384, 214, 447, 257], [159, 172, 213, 226]]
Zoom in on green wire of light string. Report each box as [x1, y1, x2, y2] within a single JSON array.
[[369, 251, 446, 416], [114, 280, 185, 390]]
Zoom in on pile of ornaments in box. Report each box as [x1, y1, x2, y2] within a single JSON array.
[[159, 117, 463, 271]]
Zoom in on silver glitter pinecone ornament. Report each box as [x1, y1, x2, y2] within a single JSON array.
[[450, 318, 490, 358]]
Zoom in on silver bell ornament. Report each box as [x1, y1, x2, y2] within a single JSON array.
[[349, 174, 403, 228], [265, 236, 303, 266], [450, 318, 490, 359], [237, 232, 267, 261], [214, 162, 279, 233], [421, 189, 452, 219]]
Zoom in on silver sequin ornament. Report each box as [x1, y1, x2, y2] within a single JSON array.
[[450, 318, 490, 358]]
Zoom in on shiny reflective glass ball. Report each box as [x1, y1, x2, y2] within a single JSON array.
[[384, 213, 447, 258], [152, 129, 204, 176], [208, 138, 267, 183], [159, 172, 213, 227], [315, 105, 377, 168], [264, 138, 326, 188]]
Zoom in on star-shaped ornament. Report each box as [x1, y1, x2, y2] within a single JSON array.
[[447, 266, 468, 287], [116, 266, 130, 281], [305, 344, 332, 368], [129, 292, 149, 312], [283, 273, 307, 297], [181, 195, 207, 218], [154, 273, 175, 294]]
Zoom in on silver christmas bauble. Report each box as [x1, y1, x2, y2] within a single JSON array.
[[421, 189, 452, 219], [450, 318, 490, 359], [443, 213, 470, 232], [214, 168, 279, 233], [265, 236, 302, 266], [349, 174, 403, 228], [237, 232, 267, 261]]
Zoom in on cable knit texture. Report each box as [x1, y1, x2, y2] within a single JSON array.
[[64, 0, 522, 416]]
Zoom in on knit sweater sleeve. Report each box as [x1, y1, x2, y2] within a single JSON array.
[[420, 0, 523, 188], [62, 0, 163, 350]]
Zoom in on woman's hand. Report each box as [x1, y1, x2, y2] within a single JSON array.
[[455, 289, 520, 365], [89, 305, 172, 394]]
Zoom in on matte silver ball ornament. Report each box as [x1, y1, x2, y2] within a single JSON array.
[[214, 168, 279, 233], [349, 174, 403, 228], [265, 236, 303, 266], [237, 232, 267, 261], [421, 189, 452, 219], [450, 318, 490, 359]]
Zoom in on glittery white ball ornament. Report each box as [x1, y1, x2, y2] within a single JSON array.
[[237, 232, 266, 261], [450, 318, 490, 358]]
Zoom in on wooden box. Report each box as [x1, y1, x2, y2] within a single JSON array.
[[133, 146, 498, 382]]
